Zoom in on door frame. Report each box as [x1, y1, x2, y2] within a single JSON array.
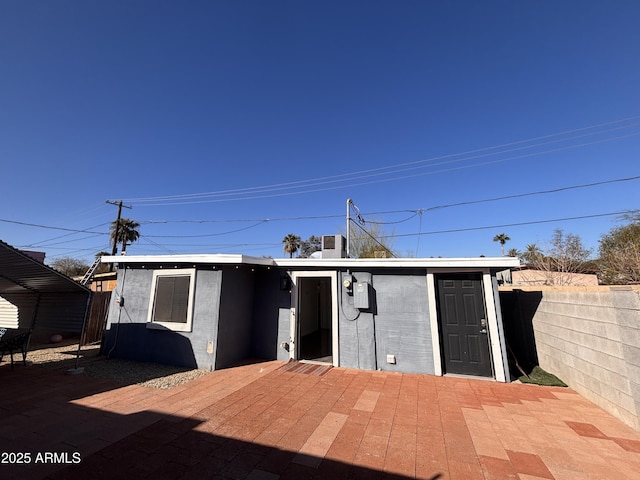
[[426, 268, 509, 381], [289, 271, 339, 366]]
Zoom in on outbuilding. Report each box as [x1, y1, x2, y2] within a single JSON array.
[[101, 249, 518, 382]]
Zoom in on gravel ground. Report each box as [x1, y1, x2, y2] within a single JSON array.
[[21, 342, 210, 390]]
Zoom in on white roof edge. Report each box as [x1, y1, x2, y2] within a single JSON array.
[[101, 254, 519, 269], [100, 254, 275, 266], [274, 257, 520, 268]]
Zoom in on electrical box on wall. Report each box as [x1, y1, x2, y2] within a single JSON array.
[[342, 274, 353, 293], [354, 281, 370, 309]]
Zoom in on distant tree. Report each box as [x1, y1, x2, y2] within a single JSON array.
[[348, 222, 394, 258], [50, 257, 90, 276], [110, 218, 140, 254], [507, 248, 520, 258], [298, 235, 322, 258], [282, 233, 302, 258], [528, 229, 593, 285], [598, 219, 640, 285], [492, 233, 511, 256]]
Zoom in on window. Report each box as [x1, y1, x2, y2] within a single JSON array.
[[147, 269, 195, 332]]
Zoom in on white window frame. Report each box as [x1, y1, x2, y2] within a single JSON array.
[[147, 268, 196, 332]]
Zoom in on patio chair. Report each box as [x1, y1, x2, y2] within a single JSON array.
[[0, 330, 32, 370]]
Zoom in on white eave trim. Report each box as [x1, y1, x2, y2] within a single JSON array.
[[101, 254, 519, 270], [100, 254, 274, 266], [274, 257, 520, 269]]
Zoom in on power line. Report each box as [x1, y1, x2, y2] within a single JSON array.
[[143, 221, 268, 238], [33, 234, 106, 248], [380, 210, 637, 239], [349, 218, 398, 258], [0, 218, 108, 235], [362, 212, 419, 225], [139, 214, 344, 225], [137, 236, 178, 254], [104, 210, 638, 252], [119, 116, 640, 205], [132, 174, 640, 228], [4, 175, 637, 243], [415, 175, 640, 213], [123, 116, 640, 202], [120, 242, 282, 249], [43, 244, 111, 260], [6, 175, 638, 256], [128, 130, 640, 206], [26, 222, 112, 247]]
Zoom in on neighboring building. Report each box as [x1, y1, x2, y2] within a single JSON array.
[[18, 250, 46, 263], [101, 251, 519, 382], [73, 272, 118, 292]]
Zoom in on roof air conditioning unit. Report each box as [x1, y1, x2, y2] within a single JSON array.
[[321, 235, 347, 259]]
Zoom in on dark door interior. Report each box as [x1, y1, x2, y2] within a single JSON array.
[[297, 277, 332, 363], [436, 273, 492, 377]]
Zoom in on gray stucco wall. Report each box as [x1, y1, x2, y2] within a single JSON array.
[[339, 270, 434, 374], [373, 273, 433, 374], [104, 267, 222, 369], [250, 268, 290, 361], [215, 267, 255, 369], [256, 268, 436, 372], [339, 271, 376, 370], [521, 286, 640, 431]]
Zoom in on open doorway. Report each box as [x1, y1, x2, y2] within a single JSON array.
[[297, 277, 332, 363], [290, 272, 338, 366]]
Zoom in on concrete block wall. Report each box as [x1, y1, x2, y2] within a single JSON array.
[[520, 286, 640, 431]]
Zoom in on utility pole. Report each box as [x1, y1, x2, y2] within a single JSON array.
[[346, 198, 352, 258], [106, 200, 132, 256]]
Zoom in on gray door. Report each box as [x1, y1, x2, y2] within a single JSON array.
[[436, 273, 492, 377]]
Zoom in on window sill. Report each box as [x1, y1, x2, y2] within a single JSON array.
[[146, 322, 192, 333]]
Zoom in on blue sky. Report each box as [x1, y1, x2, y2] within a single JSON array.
[[1, 1, 639, 263]]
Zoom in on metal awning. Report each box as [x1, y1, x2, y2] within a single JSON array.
[[0, 240, 91, 333], [0, 240, 90, 295]]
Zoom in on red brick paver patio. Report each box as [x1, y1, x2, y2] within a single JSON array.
[[2, 359, 640, 479]]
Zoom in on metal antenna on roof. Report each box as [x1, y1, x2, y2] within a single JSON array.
[[415, 208, 425, 257]]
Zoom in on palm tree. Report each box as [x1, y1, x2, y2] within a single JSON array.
[[493, 233, 511, 256], [110, 218, 140, 254], [282, 233, 301, 258], [522, 243, 543, 264]]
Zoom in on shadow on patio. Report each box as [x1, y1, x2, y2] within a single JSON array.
[[2, 353, 640, 479]]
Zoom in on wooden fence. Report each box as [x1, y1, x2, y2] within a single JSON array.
[[81, 291, 111, 345]]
